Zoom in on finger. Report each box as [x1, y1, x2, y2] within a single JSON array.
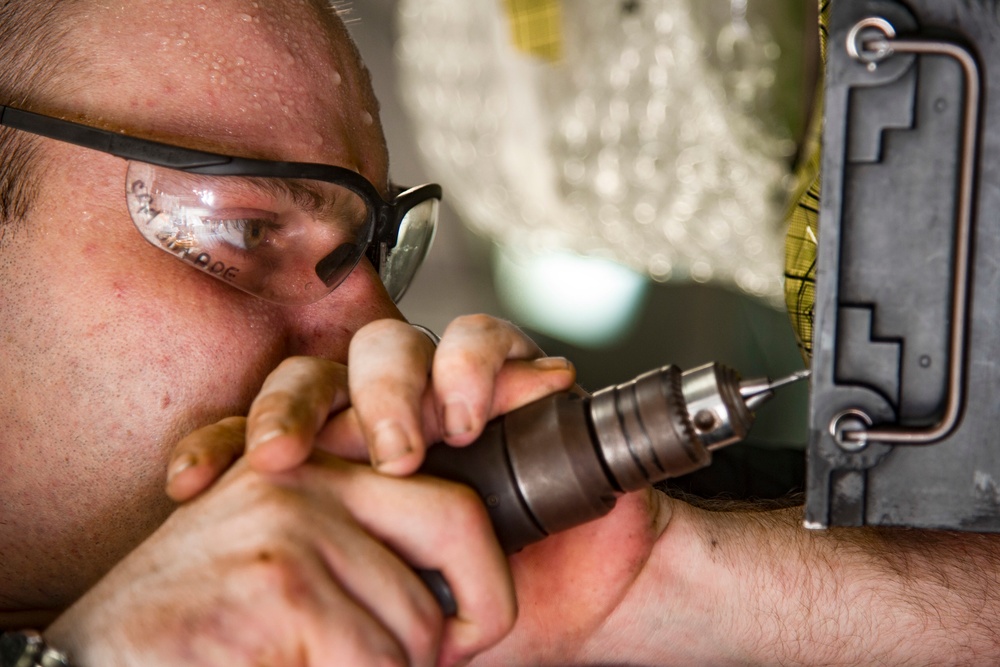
[[488, 356, 578, 417], [313, 357, 577, 465], [348, 319, 436, 475], [166, 416, 247, 502], [305, 591, 411, 667], [314, 407, 369, 462], [432, 315, 546, 446], [245, 356, 350, 472], [309, 496, 445, 667], [329, 463, 517, 665], [245, 540, 414, 667]]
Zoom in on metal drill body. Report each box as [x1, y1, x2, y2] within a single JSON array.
[[420, 361, 799, 553]]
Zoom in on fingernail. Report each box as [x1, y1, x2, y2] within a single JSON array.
[[372, 421, 412, 468], [444, 398, 472, 438], [247, 426, 286, 452], [532, 356, 572, 371], [167, 454, 197, 483]]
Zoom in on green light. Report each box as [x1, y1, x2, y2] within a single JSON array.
[[493, 246, 649, 348]]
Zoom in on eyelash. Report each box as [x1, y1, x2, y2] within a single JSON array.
[[205, 217, 279, 251]]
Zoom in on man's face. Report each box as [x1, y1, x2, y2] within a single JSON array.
[[0, 0, 400, 610]]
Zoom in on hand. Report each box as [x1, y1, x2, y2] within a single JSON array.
[[337, 315, 578, 474], [166, 315, 577, 500], [47, 453, 515, 667]]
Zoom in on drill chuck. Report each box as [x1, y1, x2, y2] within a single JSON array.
[[419, 362, 802, 554]]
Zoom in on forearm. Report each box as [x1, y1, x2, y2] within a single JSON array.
[[598, 493, 1000, 666]]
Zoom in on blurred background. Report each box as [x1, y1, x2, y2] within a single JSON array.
[[346, 0, 816, 498]]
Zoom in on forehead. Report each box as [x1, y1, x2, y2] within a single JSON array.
[[63, 0, 387, 184]]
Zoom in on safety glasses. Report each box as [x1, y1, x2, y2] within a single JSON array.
[[0, 105, 441, 304]]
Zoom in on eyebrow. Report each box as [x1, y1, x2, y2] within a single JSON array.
[[231, 176, 368, 224]]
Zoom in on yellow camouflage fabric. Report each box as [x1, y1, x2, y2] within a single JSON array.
[[502, 0, 563, 61], [784, 0, 829, 360]]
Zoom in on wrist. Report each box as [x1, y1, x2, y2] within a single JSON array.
[[639, 498, 765, 667], [688, 504, 809, 666], [613, 496, 818, 667], [568, 494, 761, 667]]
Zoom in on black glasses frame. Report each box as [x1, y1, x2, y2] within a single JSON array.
[[0, 105, 442, 280]]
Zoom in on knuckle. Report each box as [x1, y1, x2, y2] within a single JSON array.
[[273, 355, 309, 374], [353, 318, 409, 346], [434, 344, 486, 376], [214, 415, 247, 431], [257, 358, 344, 406], [449, 313, 505, 336], [248, 548, 299, 586], [239, 548, 319, 611], [352, 319, 433, 371], [251, 389, 294, 416], [439, 482, 492, 536]]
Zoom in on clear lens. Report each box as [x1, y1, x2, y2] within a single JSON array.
[[382, 197, 439, 301], [125, 161, 374, 305]]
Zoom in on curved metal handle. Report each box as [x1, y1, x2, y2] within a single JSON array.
[[837, 19, 980, 447]]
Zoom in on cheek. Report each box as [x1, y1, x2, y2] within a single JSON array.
[[0, 201, 298, 603], [6, 193, 295, 458], [74, 246, 292, 440]]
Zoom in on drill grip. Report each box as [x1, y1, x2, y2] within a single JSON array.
[[420, 391, 621, 554], [419, 415, 548, 554]]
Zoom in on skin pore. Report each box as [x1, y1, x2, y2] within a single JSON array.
[[0, 0, 399, 613]]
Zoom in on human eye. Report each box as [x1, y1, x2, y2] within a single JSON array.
[[203, 214, 277, 251]]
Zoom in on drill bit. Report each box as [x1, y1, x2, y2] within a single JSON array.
[[739, 368, 812, 411]]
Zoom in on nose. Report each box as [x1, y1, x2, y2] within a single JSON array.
[[281, 258, 404, 361]]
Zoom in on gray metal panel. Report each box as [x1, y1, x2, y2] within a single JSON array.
[[807, 0, 1000, 530]]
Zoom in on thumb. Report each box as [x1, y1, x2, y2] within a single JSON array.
[[166, 416, 247, 502]]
